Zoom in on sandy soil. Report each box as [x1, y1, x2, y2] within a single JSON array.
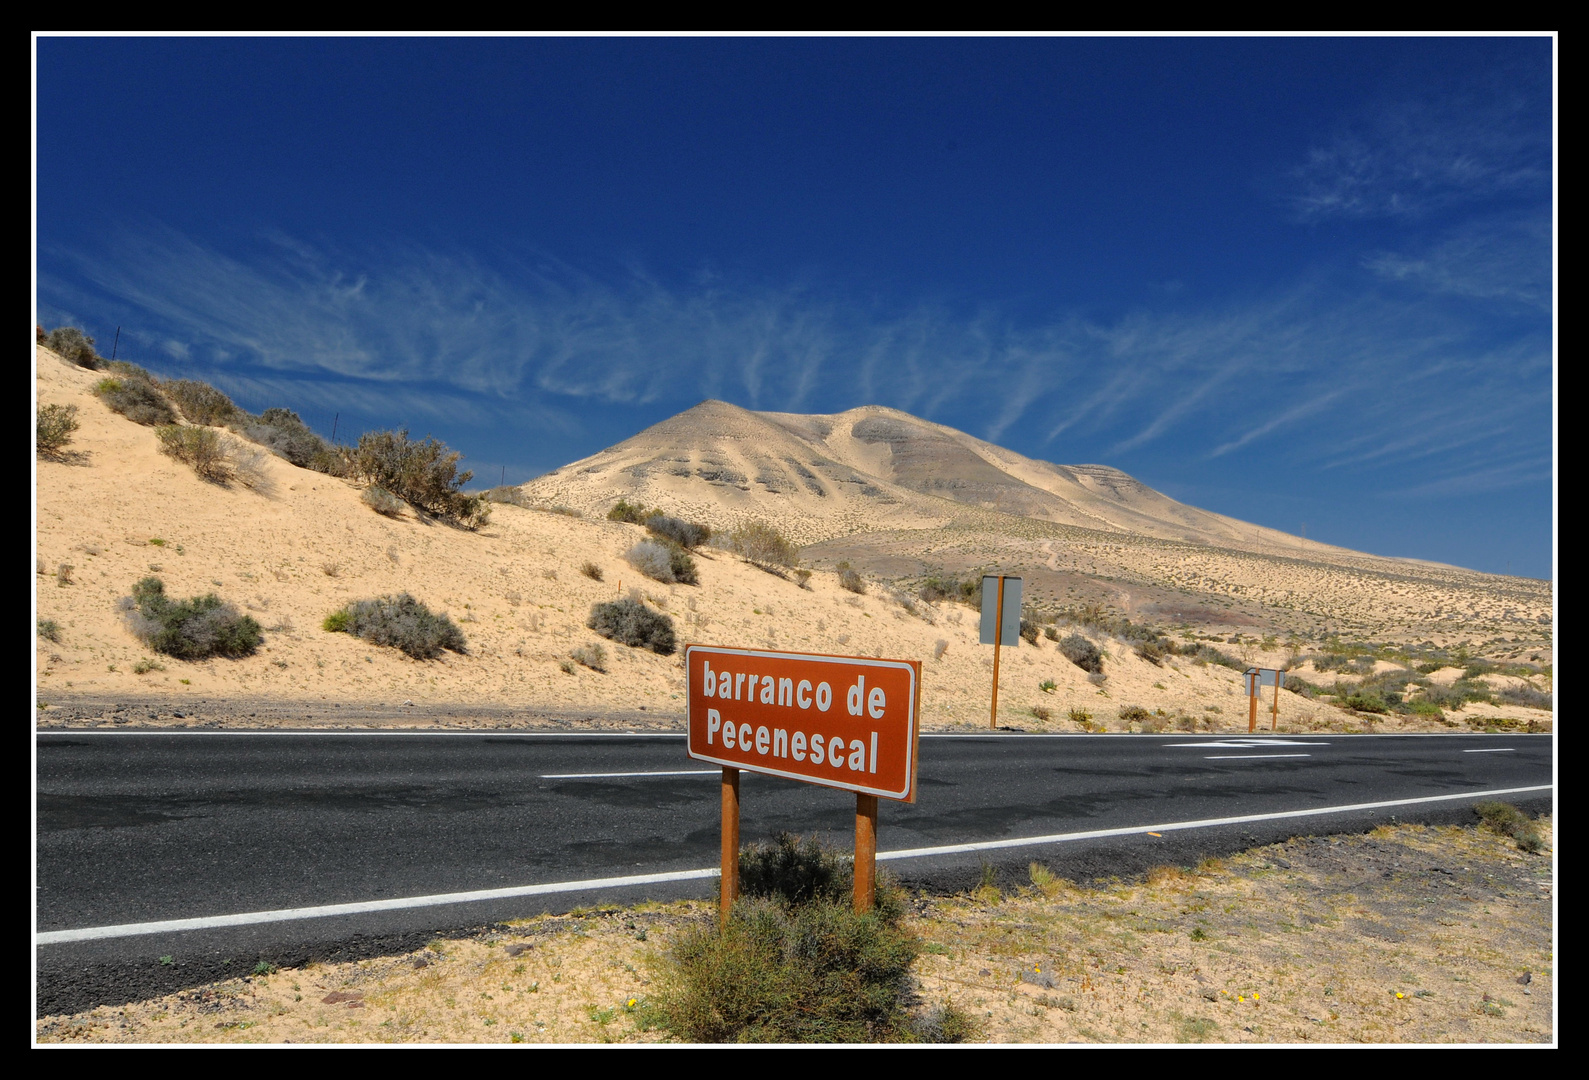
[[34, 345, 1552, 734], [35, 817, 1553, 1045]]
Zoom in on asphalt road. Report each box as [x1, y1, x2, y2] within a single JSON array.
[[36, 730, 1552, 1013]]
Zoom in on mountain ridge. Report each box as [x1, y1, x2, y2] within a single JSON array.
[[522, 398, 1362, 560]]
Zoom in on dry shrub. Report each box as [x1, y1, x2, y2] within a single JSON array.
[[162, 379, 237, 425], [44, 326, 101, 368], [349, 429, 489, 528], [655, 836, 968, 1043], [122, 577, 262, 659], [647, 514, 711, 549], [1058, 633, 1103, 674], [362, 485, 405, 517], [580, 561, 604, 582], [156, 425, 228, 480], [36, 404, 80, 455], [625, 539, 697, 585], [1474, 801, 1546, 854], [587, 597, 677, 655], [323, 594, 467, 660], [932, 639, 949, 660], [1118, 704, 1152, 724], [730, 521, 799, 569], [839, 568, 865, 594], [571, 643, 607, 672], [96, 374, 177, 425], [154, 426, 269, 488]]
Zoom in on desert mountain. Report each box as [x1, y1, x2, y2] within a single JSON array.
[[524, 400, 1336, 553]]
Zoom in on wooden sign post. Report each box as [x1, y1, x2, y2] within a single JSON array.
[[979, 575, 1022, 730], [686, 645, 921, 920]]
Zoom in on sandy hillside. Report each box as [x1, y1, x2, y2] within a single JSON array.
[[34, 345, 1550, 732]]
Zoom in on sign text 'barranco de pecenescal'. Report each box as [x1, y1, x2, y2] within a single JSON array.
[[685, 645, 921, 802]]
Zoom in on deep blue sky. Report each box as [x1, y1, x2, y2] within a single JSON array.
[[35, 36, 1555, 578]]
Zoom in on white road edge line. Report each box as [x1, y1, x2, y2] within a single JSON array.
[[540, 770, 719, 779], [35, 783, 1552, 946], [1204, 754, 1310, 760], [1463, 748, 1516, 753]]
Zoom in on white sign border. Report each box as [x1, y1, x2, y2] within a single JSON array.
[[684, 644, 920, 801]]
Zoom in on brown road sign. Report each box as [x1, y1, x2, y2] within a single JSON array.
[[685, 645, 921, 803]]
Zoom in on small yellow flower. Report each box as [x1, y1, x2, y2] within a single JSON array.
[[1253, 993, 1260, 1001], [627, 998, 638, 1008], [1395, 992, 1404, 1000]]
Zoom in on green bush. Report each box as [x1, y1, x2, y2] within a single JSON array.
[[918, 575, 979, 606], [162, 379, 238, 425], [44, 326, 101, 368], [95, 375, 177, 425], [739, 833, 854, 908], [730, 521, 799, 569], [36, 403, 79, 455], [324, 594, 467, 659], [121, 577, 262, 659], [1058, 633, 1103, 674], [348, 429, 488, 528], [587, 597, 677, 655], [607, 498, 653, 524], [659, 897, 928, 1043]]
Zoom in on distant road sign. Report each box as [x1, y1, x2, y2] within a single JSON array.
[[1244, 668, 1285, 694], [979, 575, 1022, 645], [685, 645, 921, 802]]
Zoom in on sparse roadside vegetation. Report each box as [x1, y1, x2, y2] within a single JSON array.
[[36, 816, 1550, 1044], [654, 835, 970, 1043], [323, 594, 468, 660], [120, 576, 263, 659]]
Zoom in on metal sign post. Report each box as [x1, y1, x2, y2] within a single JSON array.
[[687, 645, 921, 918], [980, 575, 1022, 730], [1244, 668, 1285, 733]]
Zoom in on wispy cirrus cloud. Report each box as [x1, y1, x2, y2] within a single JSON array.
[[41, 225, 1551, 500], [1364, 213, 1552, 309], [1287, 94, 1549, 221]]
